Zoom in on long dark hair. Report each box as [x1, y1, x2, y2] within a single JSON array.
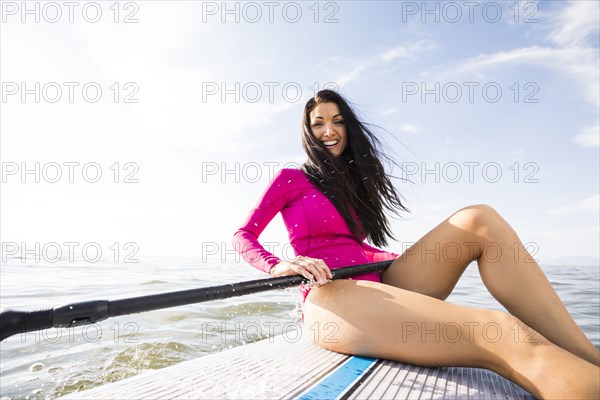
[[301, 89, 409, 248]]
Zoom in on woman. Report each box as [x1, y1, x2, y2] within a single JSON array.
[[232, 89, 599, 399]]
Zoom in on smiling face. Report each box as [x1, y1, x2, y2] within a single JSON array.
[[309, 102, 348, 157]]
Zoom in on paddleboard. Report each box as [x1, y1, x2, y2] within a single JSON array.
[[61, 326, 535, 399]]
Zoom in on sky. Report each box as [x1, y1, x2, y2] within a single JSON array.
[[1, 0, 599, 267]]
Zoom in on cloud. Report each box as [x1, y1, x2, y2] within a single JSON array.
[[548, 1, 600, 47], [418, 2, 599, 109], [429, 45, 599, 109], [381, 43, 429, 62], [549, 194, 600, 215], [574, 124, 600, 148], [333, 41, 436, 87], [398, 124, 422, 135], [379, 106, 401, 116]]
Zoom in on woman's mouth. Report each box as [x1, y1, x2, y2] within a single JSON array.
[[322, 140, 339, 149]]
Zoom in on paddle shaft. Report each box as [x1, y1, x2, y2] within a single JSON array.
[[0, 260, 393, 341]]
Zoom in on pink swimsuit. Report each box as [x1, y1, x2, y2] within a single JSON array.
[[232, 168, 398, 300]]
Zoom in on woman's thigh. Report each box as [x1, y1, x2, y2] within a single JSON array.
[[303, 279, 531, 371]]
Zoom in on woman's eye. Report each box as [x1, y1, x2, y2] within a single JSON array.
[[312, 123, 322, 127], [335, 120, 344, 125]]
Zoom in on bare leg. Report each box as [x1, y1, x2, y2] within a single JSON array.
[[304, 280, 600, 399], [381, 204, 599, 366]]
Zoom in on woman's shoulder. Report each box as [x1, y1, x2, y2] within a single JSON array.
[[272, 167, 309, 182], [258, 168, 312, 204], [267, 168, 315, 193]]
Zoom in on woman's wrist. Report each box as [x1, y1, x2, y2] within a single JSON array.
[[269, 261, 281, 277]]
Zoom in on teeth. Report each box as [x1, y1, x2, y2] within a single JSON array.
[[323, 140, 338, 146]]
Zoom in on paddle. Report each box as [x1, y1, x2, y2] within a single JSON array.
[[0, 260, 393, 341]]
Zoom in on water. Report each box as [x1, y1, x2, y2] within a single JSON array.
[[1, 257, 598, 399]]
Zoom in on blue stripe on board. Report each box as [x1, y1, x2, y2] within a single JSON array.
[[298, 356, 378, 400]]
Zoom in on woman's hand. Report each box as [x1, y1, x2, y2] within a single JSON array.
[[269, 256, 333, 286]]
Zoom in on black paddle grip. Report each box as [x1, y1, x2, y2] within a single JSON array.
[[52, 300, 109, 328]]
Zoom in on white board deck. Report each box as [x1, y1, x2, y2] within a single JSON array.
[[61, 328, 535, 399]]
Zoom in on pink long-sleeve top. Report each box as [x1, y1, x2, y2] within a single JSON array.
[[232, 168, 398, 300]]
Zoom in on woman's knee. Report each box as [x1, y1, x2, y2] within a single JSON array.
[[449, 204, 502, 237]]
